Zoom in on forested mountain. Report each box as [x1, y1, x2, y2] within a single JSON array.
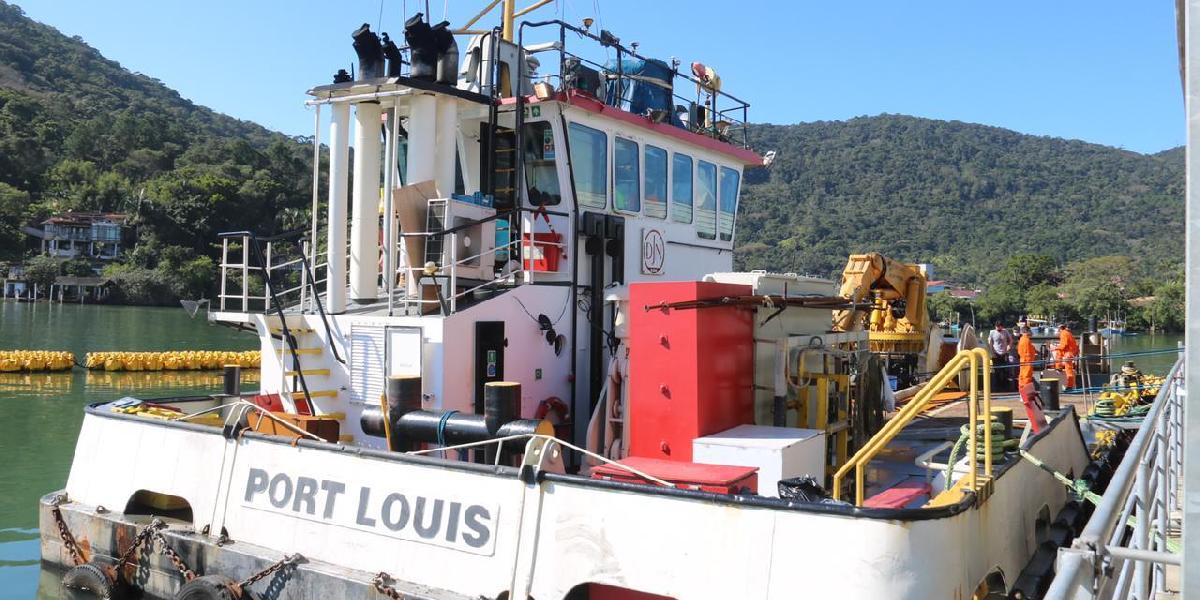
[[0, 0, 317, 302], [737, 117, 1184, 284]]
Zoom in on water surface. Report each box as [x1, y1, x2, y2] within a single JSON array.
[[0, 302, 256, 598]]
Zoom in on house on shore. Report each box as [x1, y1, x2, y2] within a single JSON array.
[[24, 212, 126, 260]]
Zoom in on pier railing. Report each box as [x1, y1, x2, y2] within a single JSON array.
[[1043, 354, 1184, 600]]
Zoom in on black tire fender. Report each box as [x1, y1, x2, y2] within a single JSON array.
[[174, 575, 241, 600], [62, 561, 117, 598]]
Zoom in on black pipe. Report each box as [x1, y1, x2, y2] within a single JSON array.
[[583, 214, 606, 442], [1043, 378, 1061, 411], [395, 412, 550, 463], [431, 21, 458, 85], [404, 13, 437, 81], [351, 23, 385, 80], [483, 381, 520, 435], [360, 375, 423, 450], [381, 33, 405, 77], [223, 365, 240, 397]]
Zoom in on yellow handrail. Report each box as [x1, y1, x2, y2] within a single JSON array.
[[832, 348, 993, 505]]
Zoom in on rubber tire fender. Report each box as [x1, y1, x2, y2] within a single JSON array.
[[62, 561, 117, 598], [174, 575, 240, 600]]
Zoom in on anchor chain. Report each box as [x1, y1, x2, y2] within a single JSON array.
[[50, 497, 85, 566], [239, 553, 303, 589], [114, 519, 166, 574], [151, 527, 197, 582], [372, 571, 407, 599]]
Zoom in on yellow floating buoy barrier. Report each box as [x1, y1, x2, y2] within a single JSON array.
[[0, 350, 75, 372], [83, 350, 260, 372]]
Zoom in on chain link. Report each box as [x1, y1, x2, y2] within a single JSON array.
[[240, 553, 303, 589], [372, 571, 407, 600], [50, 500, 85, 567], [151, 526, 197, 582], [114, 519, 165, 575]]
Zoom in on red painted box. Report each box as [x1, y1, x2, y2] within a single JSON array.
[[591, 456, 758, 495], [628, 281, 754, 461]]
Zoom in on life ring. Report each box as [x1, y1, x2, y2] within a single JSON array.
[[62, 561, 118, 598], [173, 575, 239, 600]]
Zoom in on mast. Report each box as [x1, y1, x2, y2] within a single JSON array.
[[502, 0, 515, 41]]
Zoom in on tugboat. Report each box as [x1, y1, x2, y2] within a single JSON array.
[[41, 3, 1112, 598]]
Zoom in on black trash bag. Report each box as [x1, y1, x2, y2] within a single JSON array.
[[778, 476, 851, 506]]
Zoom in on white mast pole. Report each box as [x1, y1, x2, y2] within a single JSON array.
[[350, 102, 383, 303], [326, 103, 351, 314]]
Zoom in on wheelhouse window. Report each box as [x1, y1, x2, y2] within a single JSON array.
[[522, 121, 561, 206], [671, 153, 693, 223], [718, 166, 739, 241], [568, 122, 607, 208], [614, 137, 640, 213], [696, 160, 717, 239], [644, 145, 667, 219]]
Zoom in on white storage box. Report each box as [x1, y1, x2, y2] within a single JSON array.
[[692, 425, 826, 498]]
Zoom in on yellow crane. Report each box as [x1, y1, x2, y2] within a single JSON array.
[[832, 253, 929, 385]]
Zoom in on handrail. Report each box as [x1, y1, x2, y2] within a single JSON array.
[[237, 232, 312, 412], [295, 240, 344, 365], [833, 348, 992, 505], [519, 19, 752, 148], [397, 205, 570, 239], [1044, 354, 1184, 600]]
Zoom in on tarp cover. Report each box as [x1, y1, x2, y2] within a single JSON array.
[[604, 58, 682, 127]]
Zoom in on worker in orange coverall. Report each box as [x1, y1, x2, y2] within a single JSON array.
[[1055, 323, 1080, 389], [1017, 326, 1037, 388]]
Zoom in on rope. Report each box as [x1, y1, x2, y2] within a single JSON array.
[[943, 421, 1011, 486], [915, 347, 1181, 377], [173, 400, 326, 442], [406, 433, 677, 488], [436, 410, 459, 459]]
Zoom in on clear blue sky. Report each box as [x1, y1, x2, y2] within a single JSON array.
[[14, 0, 1184, 154]]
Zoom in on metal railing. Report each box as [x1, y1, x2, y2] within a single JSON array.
[[1044, 354, 1184, 599], [518, 19, 752, 148], [832, 348, 993, 505], [218, 231, 337, 315], [394, 205, 570, 316]]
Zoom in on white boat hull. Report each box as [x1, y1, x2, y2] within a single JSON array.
[[45, 405, 1091, 599]]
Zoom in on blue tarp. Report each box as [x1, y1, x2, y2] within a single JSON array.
[[604, 58, 682, 127]]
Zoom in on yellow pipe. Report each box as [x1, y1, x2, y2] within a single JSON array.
[[855, 353, 969, 453], [833, 353, 966, 488], [834, 348, 994, 504], [832, 351, 973, 501], [513, 0, 555, 18], [966, 349, 978, 492], [502, 0, 515, 41], [462, 0, 503, 31], [972, 347, 993, 478]]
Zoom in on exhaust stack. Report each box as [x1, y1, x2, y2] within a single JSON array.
[[351, 23, 385, 80], [381, 33, 405, 77]]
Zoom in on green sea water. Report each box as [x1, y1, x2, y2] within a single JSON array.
[[0, 301, 256, 598]]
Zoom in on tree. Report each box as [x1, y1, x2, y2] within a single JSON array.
[[927, 291, 971, 324], [1061, 256, 1133, 320], [975, 284, 1023, 325], [996, 255, 1059, 290], [1024, 284, 1070, 320], [0, 182, 30, 259], [61, 258, 95, 276], [24, 255, 60, 293]]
